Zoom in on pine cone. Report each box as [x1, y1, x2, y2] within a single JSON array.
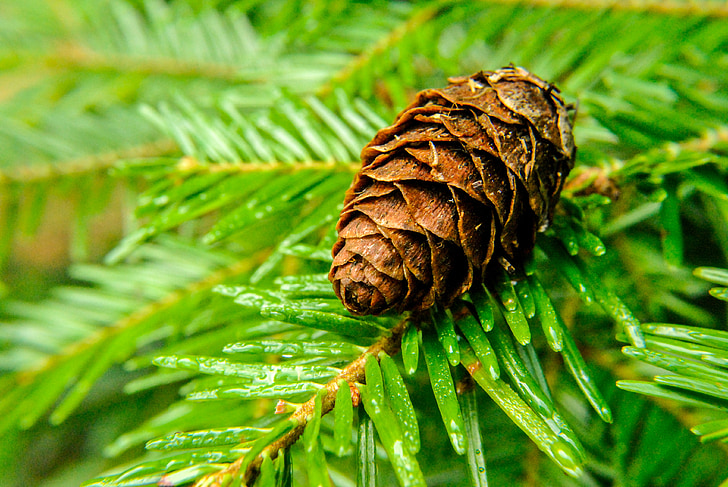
[[330, 66, 575, 315]]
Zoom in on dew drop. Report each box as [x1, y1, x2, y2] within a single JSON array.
[[154, 195, 169, 205]]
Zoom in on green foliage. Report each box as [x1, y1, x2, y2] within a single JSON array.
[[617, 267, 728, 442], [2, 0, 728, 486]]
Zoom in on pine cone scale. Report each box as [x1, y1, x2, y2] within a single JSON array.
[[337, 215, 379, 239], [362, 155, 437, 184], [452, 189, 494, 269], [335, 235, 404, 280], [381, 228, 432, 284], [340, 178, 394, 212], [396, 182, 459, 243], [348, 192, 421, 234], [427, 234, 472, 304], [492, 78, 572, 156], [428, 147, 489, 206], [363, 126, 455, 159], [441, 114, 497, 156], [330, 67, 575, 315], [438, 82, 522, 125], [475, 114, 505, 158], [473, 155, 512, 225]]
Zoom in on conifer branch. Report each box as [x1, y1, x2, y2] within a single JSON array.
[[588, 346, 728, 458], [483, 0, 728, 17], [678, 126, 728, 152], [316, 5, 442, 98], [45, 43, 244, 80], [14, 254, 262, 387], [0, 139, 177, 184], [564, 125, 728, 197], [196, 317, 412, 487], [172, 157, 360, 175], [563, 165, 621, 199]]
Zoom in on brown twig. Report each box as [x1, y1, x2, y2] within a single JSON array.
[[562, 126, 728, 200], [195, 317, 412, 487], [563, 165, 621, 200]]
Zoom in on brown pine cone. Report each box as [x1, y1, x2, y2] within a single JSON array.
[[330, 66, 575, 315]]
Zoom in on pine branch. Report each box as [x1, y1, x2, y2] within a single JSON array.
[[484, 0, 728, 17], [612, 268, 728, 458], [316, 3, 442, 98], [213, 317, 411, 486], [41, 44, 244, 80], [0, 240, 262, 430], [679, 126, 728, 152], [15, 257, 255, 387], [590, 340, 726, 443], [155, 156, 358, 176], [0, 139, 176, 184]]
